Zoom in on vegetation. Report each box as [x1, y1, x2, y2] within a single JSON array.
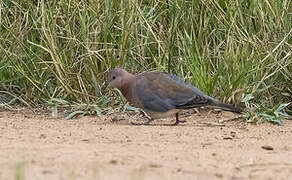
[[0, 0, 291, 124]]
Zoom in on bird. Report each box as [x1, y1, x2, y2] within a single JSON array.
[[104, 68, 242, 126]]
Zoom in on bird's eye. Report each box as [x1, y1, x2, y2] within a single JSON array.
[[112, 76, 116, 80]]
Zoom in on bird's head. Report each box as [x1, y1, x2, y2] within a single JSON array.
[[103, 68, 131, 91]]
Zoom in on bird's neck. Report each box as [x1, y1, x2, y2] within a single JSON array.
[[119, 74, 135, 102]]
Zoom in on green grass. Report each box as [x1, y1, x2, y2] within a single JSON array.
[[0, 0, 291, 124], [14, 162, 25, 180]]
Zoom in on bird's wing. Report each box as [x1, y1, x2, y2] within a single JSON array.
[[133, 73, 176, 112], [165, 73, 242, 112], [133, 72, 211, 112], [163, 73, 212, 109]]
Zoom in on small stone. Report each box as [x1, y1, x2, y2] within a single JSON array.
[[149, 163, 162, 168], [39, 134, 46, 139], [215, 173, 223, 178], [109, 159, 118, 164], [42, 170, 52, 174], [223, 136, 233, 140], [261, 145, 274, 151], [81, 139, 90, 142]]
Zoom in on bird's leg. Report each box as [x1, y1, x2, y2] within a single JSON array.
[[170, 113, 180, 126], [130, 109, 154, 125], [170, 113, 187, 126], [139, 109, 152, 120]]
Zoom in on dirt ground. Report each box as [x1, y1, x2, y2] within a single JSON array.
[[0, 109, 292, 180]]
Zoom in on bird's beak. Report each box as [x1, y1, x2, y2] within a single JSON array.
[[101, 81, 109, 94]]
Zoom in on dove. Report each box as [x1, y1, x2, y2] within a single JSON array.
[[104, 68, 242, 125]]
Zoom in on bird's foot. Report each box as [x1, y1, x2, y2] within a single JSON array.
[[169, 119, 186, 126], [169, 120, 179, 126], [130, 119, 153, 126], [167, 113, 186, 126]]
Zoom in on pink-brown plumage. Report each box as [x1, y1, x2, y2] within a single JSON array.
[[105, 68, 242, 125]]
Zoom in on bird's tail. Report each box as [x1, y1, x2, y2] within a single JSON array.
[[210, 100, 242, 114]]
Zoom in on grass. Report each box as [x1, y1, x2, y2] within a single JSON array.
[[14, 162, 25, 180], [0, 0, 291, 124]]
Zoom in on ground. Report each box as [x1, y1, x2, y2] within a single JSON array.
[[0, 109, 292, 180]]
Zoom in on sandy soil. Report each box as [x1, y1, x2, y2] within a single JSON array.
[[0, 109, 292, 180]]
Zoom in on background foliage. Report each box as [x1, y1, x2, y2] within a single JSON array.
[[0, 0, 291, 123]]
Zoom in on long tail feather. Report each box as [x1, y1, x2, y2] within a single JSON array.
[[211, 100, 242, 114]]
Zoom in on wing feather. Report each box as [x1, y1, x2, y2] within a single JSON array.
[[133, 72, 212, 112]]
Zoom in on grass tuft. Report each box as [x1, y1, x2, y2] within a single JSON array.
[[0, 0, 291, 124]]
